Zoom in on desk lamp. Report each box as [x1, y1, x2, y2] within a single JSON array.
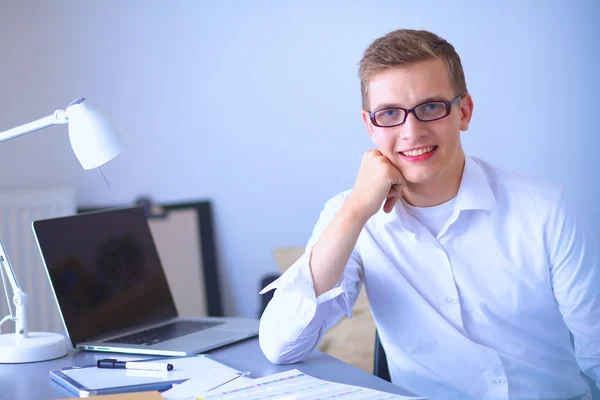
[[0, 97, 124, 363]]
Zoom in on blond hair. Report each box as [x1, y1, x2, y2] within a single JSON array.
[[358, 29, 467, 110]]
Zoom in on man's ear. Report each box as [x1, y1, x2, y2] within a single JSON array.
[[459, 94, 474, 131], [362, 110, 377, 141]]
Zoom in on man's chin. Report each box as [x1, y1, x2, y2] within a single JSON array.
[[402, 171, 434, 185]]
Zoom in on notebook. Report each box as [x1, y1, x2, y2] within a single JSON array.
[[32, 206, 258, 357], [50, 354, 251, 397]]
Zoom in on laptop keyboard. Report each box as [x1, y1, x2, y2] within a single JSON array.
[[107, 320, 224, 345]]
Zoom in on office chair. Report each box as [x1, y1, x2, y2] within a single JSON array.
[[258, 274, 279, 317], [373, 330, 391, 382]]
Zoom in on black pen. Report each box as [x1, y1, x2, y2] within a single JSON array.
[[97, 358, 174, 371]]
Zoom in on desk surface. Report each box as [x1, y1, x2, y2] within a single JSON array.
[[0, 337, 415, 399]]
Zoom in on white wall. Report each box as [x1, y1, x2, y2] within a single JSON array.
[[1, 1, 598, 318]]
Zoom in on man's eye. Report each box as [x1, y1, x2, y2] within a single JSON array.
[[423, 103, 442, 111], [383, 109, 399, 117]]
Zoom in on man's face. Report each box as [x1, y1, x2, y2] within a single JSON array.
[[361, 58, 473, 185]]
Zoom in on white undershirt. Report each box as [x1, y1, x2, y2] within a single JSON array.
[[401, 196, 456, 237]]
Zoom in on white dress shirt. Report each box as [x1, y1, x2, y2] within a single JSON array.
[[259, 156, 600, 400]]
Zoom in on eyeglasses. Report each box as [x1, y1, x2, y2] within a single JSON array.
[[369, 95, 463, 128]]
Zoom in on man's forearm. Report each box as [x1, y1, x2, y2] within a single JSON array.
[[259, 291, 333, 364], [310, 200, 369, 296]]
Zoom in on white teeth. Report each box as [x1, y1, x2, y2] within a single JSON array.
[[402, 146, 435, 157]]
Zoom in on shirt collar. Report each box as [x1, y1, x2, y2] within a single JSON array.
[[377, 155, 496, 229], [454, 156, 496, 213]]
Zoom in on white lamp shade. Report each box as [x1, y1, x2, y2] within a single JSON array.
[[66, 98, 124, 170]]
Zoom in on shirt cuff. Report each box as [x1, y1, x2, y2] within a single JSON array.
[[259, 252, 351, 316]]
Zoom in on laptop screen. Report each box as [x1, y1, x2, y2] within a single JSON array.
[[33, 207, 178, 345]]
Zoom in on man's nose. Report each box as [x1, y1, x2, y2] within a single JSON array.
[[400, 112, 426, 141]]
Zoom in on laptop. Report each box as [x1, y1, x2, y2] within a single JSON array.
[[32, 206, 259, 357]]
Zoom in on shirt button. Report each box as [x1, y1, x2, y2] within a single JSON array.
[[493, 378, 503, 386], [445, 297, 455, 303]]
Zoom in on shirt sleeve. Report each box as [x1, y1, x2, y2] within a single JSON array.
[[549, 190, 600, 387], [258, 192, 364, 364]]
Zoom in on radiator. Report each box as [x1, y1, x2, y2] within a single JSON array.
[[0, 186, 76, 333]]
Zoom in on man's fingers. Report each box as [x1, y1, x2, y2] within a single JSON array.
[[383, 184, 405, 213], [391, 171, 407, 186], [383, 196, 398, 213], [388, 184, 404, 198]]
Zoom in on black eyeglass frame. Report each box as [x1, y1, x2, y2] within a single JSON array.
[[369, 94, 465, 128]]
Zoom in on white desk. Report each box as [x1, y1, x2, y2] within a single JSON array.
[[0, 337, 417, 399]]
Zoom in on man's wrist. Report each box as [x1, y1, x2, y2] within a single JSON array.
[[340, 197, 372, 227]]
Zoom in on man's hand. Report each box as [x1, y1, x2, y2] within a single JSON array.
[[305, 150, 405, 296], [347, 150, 407, 218]]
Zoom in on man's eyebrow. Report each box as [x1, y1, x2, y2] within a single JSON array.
[[418, 96, 447, 104], [372, 103, 401, 111], [372, 96, 447, 112]]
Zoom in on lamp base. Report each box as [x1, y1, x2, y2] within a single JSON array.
[[0, 332, 68, 363]]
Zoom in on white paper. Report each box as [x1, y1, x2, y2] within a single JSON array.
[[162, 370, 251, 400], [195, 369, 426, 400]]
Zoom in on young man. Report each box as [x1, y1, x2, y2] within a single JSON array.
[[259, 29, 599, 399]]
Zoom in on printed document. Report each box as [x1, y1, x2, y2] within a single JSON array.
[[195, 369, 425, 399]]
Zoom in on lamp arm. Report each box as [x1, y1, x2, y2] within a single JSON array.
[[0, 109, 68, 144], [0, 240, 19, 292], [0, 239, 28, 339]]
